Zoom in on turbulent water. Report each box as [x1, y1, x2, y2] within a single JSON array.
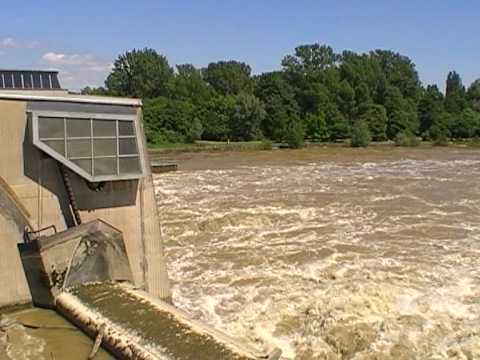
[[155, 148, 480, 359]]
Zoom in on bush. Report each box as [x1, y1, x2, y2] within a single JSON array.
[[394, 131, 420, 147], [432, 135, 449, 146], [429, 125, 449, 146], [260, 138, 273, 150], [305, 112, 329, 142], [350, 121, 371, 147], [285, 121, 305, 149]]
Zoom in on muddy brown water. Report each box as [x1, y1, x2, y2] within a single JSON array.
[[4, 146, 480, 359], [154, 146, 480, 359], [0, 308, 113, 360]]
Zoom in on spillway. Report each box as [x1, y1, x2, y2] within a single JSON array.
[[18, 219, 280, 360], [56, 283, 278, 360]]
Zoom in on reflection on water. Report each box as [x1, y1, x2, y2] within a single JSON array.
[[155, 147, 480, 359]]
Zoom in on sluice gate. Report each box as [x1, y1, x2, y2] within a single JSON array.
[[26, 220, 280, 360]]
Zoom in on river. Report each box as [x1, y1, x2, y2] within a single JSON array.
[[154, 146, 480, 359]]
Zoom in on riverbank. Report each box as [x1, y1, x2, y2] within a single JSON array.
[[148, 138, 480, 155], [149, 143, 480, 171]]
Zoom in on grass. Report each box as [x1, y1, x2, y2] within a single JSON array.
[[148, 140, 267, 153], [147, 138, 480, 155]]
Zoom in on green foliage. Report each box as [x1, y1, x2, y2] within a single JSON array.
[[387, 109, 418, 139], [369, 50, 420, 99], [285, 121, 305, 149], [260, 139, 273, 150], [143, 97, 202, 144], [467, 79, 480, 112], [254, 72, 301, 141], [203, 61, 253, 95], [358, 104, 387, 141], [304, 111, 329, 142], [282, 44, 340, 73], [418, 85, 444, 136], [81, 86, 108, 95], [96, 45, 480, 147], [169, 64, 212, 104], [394, 131, 420, 147], [199, 96, 235, 141], [450, 108, 480, 139], [430, 125, 449, 146], [229, 94, 266, 141], [106, 48, 173, 98], [326, 106, 350, 140], [350, 120, 372, 147], [445, 71, 467, 114]]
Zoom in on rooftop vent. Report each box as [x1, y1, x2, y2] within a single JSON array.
[[0, 70, 61, 90]]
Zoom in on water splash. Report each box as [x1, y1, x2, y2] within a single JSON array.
[[155, 152, 480, 359]]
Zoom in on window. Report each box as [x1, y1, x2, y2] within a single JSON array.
[[33, 113, 143, 182]]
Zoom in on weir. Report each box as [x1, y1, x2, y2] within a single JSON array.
[[0, 70, 281, 359]]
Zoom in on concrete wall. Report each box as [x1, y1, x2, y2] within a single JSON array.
[[0, 185, 31, 307], [0, 98, 171, 307]]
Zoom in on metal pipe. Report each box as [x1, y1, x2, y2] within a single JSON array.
[[58, 163, 82, 226]]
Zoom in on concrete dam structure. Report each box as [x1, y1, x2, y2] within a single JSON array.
[[0, 70, 280, 359]]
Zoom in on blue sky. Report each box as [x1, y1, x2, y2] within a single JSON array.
[[1, 1, 478, 90]]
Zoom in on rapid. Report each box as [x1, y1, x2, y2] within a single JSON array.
[[154, 147, 480, 359]]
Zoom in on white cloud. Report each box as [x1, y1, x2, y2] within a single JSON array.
[[41, 51, 113, 90], [0, 37, 39, 49], [42, 52, 112, 71], [2, 37, 16, 48]]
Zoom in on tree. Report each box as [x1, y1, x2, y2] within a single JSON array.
[[198, 96, 235, 141], [351, 120, 371, 147], [282, 44, 340, 74], [285, 121, 305, 148], [255, 72, 301, 141], [446, 71, 465, 96], [467, 79, 480, 111], [304, 112, 329, 141], [143, 97, 202, 144], [336, 80, 356, 120], [203, 61, 253, 95], [388, 109, 418, 140], [81, 86, 109, 96], [325, 105, 350, 140], [229, 94, 266, 141], [450, 108, 480, 138], [100, 43, 480, 147], [418, 85, 444, 136], [358, 104, 387, 141], [384, 86, 419, 138], [106, 48, 173, 99], [445, 71, 467, 113], [370, 50, 421, 100], [169, 64, 212, 104]]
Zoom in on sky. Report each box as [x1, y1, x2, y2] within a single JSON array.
[[1, 0, 478, 90]]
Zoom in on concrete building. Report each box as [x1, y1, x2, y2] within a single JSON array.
[[0, 70, 170, 308]]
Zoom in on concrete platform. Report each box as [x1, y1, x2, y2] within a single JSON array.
[[56, 283, 281, 360], [151, 160, 178, 174]]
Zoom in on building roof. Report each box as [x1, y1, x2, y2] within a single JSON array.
[[0, 90, 142, 106], [0, 69, 141, 106]]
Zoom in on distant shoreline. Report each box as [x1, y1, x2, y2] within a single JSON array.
[[148, 139, 480, 156], [148, 142, 480, 172]]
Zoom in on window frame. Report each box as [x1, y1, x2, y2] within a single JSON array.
[[32, 110, 145, 182]]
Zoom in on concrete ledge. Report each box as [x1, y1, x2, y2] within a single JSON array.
[[56, 283, 281, 360]]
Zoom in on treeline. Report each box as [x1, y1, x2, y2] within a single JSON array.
[[82, 45, 480, 147]]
